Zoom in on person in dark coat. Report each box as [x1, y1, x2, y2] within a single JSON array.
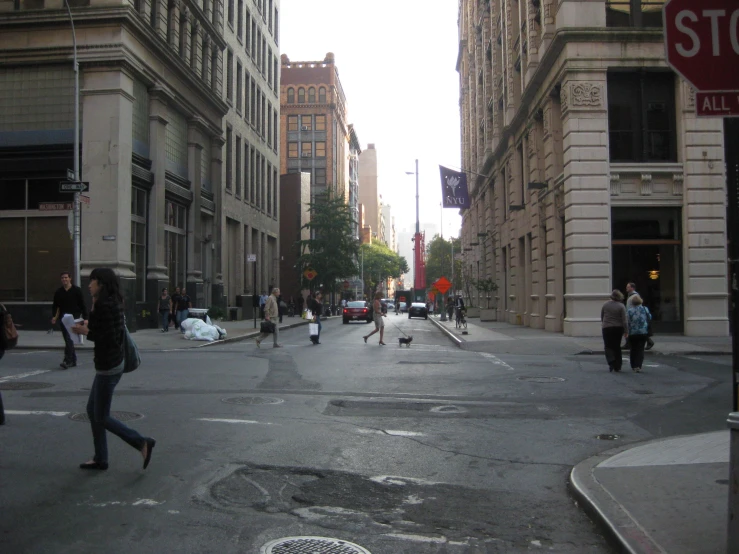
[[72, 268, 156, 471], [51, 271, 88, 369], [601, 289, 628, 372]]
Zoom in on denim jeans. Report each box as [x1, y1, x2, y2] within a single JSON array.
[[86, 370, 146, 464], [59, 319, 76, 363], [159, 309, 169, 330], [315, 315, 322, 339], [176, 309, 189, 329]]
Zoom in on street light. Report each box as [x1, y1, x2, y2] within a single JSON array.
[[64, 0, 81, 287]]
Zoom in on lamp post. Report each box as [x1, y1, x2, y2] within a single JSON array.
[[64, 0, 81, 288]]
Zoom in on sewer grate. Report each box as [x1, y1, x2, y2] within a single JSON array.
[[595, 434, 621, 440], [261, 536, 371, 554], [517, 376, 566, 383], [632, 389, 654, 395], [69, 411, 143, 423], [0, 381, 54, 390], [222, 396, 284, 405]]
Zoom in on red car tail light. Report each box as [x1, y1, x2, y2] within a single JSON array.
[[362, 309, 367, 313], [343, 309, 347, 314]]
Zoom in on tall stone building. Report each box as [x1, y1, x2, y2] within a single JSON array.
[[358, 143, 380, 241], [457, 0, 729, 337], [221, 0, 281, 306], [279, 52, 350, 203], [0, 0, 230, 329]]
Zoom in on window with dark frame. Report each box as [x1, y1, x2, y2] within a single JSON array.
[[607, 71, 676, 163], [606, 0, 664, 28], [315, 141, 326, 157], [308, 87, 316, 103], [235, 135, 242, 197], [288, 142, 298, 158], [236, 61, 242, 112], [288, 115, 298, 131], [226, 127, 233, 191], [287, 87, 295, 103], [228, 0, 234, 27], [318, 87, 326, 103], [301, 141, 312, 157], [226, 50, 233, 102], [301, 115, 312, 130], [315, 114, 326, 131], [298, 87, 305, 103]]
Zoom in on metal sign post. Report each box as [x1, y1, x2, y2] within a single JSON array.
[[248, 254, 257, 329]]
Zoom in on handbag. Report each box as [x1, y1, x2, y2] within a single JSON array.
[[0, 304, 18, 350], [260, 320, 276, 334], [122, 319, 141, 373]]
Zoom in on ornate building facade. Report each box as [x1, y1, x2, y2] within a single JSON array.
[[457, 0, 728, 337]]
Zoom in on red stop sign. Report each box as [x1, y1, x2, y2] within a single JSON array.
[[664, 0, 739, 91]]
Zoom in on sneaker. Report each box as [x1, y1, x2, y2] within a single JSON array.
[[255, 339, 261, 348], [274, 344, 283, 348], [59, 362, 69, 370], [68, 361, 77, 367]]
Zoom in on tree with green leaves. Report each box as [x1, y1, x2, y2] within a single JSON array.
[[296, 194, 359, 295], [359, 242, 409, 298]]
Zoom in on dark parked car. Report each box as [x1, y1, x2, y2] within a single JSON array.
[[343, 300, 372, 324], [408, 302, 428, 320]]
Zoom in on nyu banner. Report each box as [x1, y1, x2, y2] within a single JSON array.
[[439, 166, 470, 209]]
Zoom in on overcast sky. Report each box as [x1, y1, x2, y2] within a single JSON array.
[[279, 0, 462, 240]]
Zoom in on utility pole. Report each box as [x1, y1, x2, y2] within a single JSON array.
[[64, 0, 81, 287]]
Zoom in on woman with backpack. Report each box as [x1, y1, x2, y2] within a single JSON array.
[[626, 294, 652, 373], [71, 268, 156, 470]]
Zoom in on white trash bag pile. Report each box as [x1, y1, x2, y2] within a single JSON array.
[[180, 316, 227, 342]]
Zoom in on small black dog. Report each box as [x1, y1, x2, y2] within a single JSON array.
[[398, 336, 413, 347]]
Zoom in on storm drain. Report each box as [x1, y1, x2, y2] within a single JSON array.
[[517, 376, 566, 383], [0, 381, 54, 390], [261, 536, 371, 554], [222, 396, 284, 405], [595, 434, 621, 440], [69, 411, 143, 422], [631, 389, 654, 395]]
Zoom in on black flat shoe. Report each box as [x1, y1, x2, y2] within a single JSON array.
[[79, 461, 108, 470], [142, 438, 156, 469]]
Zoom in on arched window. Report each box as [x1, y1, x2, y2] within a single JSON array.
[[287, 87, 294, 103], [297, 87, 305, 103], [318, 87, 326, 103], [308, 87, 316, 103]]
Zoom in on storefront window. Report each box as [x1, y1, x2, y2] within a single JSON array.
[[164, 200, 187, 290], [28, 217, 72, 301], [0, 218, 25, 301]]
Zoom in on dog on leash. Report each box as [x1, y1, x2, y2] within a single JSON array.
[[398, 336, 413, 347]]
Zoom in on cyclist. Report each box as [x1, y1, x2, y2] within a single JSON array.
[[454, 295, 466, 327]]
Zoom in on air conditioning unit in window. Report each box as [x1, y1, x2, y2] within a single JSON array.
[[302, 153, 311, 157], [301, 126, 309, 131]]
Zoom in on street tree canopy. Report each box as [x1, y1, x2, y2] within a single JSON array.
[[360, 242, 409, 297], [296, 194, 359, 292], [424, 235, 461, 290]]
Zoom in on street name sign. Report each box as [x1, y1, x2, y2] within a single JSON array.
[[59, 181, 90, 193], [247, 254, 257, 262]]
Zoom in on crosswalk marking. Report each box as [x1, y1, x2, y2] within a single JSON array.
[[0, 370, 52, 383], [196, 418, 274, 425], [5, 410, 70, 417]]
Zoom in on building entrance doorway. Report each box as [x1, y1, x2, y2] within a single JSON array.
[[611, 208, 683, 333]]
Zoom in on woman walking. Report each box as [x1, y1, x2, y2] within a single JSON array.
[[626, 294, 651, 373], [158, 288, 172, 332], [600, 290, 628, 372], [363, 292, 387, 345], [308, 291, 323, 344], [72, 268, 156, 471]]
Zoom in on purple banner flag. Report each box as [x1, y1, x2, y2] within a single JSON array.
[[439, 166, 470, 209]]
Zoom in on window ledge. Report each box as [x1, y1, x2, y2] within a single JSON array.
[[609, 162, 683, 175]]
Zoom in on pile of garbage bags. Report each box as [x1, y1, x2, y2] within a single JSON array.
[[180, 316, 227, 342]]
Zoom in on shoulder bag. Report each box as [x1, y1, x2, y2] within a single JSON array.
[[0, 303, 18, 350], [122, 317, 141, 373]]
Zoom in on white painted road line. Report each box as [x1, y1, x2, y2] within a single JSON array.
[[9, 351, 49, 355], [478, 352, 515, 371], [5, 410, 70, 417], [0, 370, 52, 382], [196, 418, 274, 425]]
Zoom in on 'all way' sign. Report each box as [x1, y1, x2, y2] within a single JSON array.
[[697, 92, 739, 117]]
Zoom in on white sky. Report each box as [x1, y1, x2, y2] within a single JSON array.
[[279, 0, 462, 240]]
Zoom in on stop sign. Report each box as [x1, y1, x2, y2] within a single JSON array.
[[664, 0, 739, 91]]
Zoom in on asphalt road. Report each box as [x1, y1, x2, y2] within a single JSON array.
[[0, 316, 732, 553]]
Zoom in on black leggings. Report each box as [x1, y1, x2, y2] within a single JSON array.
[[629, 334, 648, 369], [602, 327, 624, 370]]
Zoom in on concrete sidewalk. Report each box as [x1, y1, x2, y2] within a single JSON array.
[[12, 316, 312, 352], [428, 313, 732, 356], [428, 313, 733, 553]]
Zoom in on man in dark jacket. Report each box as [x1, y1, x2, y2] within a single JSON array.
[[51, 271, 88, 369]]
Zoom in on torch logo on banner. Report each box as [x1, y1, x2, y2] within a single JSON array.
[[439, 165, 471, 209]]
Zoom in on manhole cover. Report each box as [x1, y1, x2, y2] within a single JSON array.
[[517, 376, 566, 383], [0, 381, 54, 390], [222, 396, 284, 405], [595, 434, 621, 440], [69, 411, 143, 422], [429, 405, 468, 414], [632, 389, 654, 395], [261, 536, 371, 554]]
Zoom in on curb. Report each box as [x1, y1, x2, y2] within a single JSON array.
[[428, 316, 464, 348], [574, 349, 732, 357], [195, 319, 310, 348], [568, 439, 675, 554]]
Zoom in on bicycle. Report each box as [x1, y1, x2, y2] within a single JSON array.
[[455, 307, 467, 329]]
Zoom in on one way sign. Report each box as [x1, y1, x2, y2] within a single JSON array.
[[59, 181, 90, 193]]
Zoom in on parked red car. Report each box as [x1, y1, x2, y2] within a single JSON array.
[[343, 301, 372, 324]]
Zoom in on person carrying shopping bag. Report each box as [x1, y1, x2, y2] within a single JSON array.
[[256, 287, 282, 348]]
